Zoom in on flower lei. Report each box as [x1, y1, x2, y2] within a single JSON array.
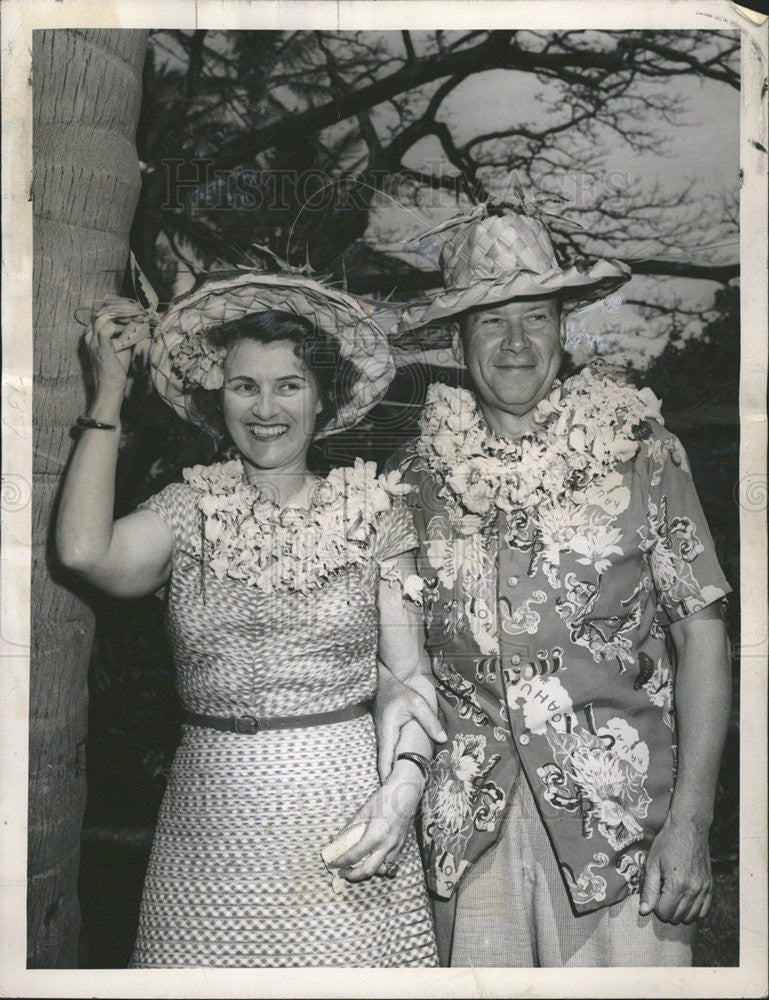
[[416, 361, 663, 544], [183, 456, 409, 594], [170, 336, 226, 390]]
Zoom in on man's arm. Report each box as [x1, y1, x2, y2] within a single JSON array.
[[639, 601, 731, 924], [325, 553, 444, 882], [374, 446, 447, 774]]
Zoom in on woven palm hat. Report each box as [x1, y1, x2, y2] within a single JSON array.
[[149, 270, 395, 437], [398, 211, 631, 331]]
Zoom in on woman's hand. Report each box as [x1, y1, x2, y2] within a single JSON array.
[[375, 662, 445, 782], [323, 762, 424, 883], [85, 298, 151, 400]]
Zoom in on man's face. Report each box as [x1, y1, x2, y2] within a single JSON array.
[[460, 296, 562, 421]]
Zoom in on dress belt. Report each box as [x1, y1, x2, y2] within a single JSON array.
[[181, 701, 370, 734]]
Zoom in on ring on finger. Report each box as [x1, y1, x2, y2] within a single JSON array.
[[383, 860, 399, 879]]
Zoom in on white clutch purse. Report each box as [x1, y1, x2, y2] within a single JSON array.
[[321, 822, 368, 894]]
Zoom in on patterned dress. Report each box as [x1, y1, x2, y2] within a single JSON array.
[[128, 461, 438, 967]]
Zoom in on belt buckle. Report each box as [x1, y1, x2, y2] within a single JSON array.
[[234, 715, 259, 734]]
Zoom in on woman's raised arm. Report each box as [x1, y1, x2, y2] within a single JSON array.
[[56, 302, 174, 598]]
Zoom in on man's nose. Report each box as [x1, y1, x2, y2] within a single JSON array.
[[500, 318, 528, 351]]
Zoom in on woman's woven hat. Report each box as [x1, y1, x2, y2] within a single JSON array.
[[148, 270, 395, 437], [398, 210, 631, 331]]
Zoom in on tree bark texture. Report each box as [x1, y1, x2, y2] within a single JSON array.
[[29, 28, 147, 968]]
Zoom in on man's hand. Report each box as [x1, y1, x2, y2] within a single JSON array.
[[639, 604, 729, 925], [639, 813, 713, 924], [374, 666, 446, 781]]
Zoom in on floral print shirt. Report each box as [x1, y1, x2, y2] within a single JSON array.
[[398, 410, 731, 913]]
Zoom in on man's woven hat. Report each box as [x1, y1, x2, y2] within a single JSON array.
[[149, 270, 395, 437], [398, 210, 631, 331]]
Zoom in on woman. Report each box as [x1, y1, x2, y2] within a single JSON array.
[[57, 270, 439, 967]]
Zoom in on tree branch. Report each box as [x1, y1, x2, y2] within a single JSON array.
[[210, 30, 736, 171]]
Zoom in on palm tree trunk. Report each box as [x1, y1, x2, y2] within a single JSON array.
[[29, 28, 148, 968]]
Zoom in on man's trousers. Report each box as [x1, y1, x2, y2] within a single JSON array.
[[431, 775, 695, 967]]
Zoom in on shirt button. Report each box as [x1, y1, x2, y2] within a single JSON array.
[[510, 654, 521, 666], [507, 576, 518, 586], [519, 733, 530, 746]]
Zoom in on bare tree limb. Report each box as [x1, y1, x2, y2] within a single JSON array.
[[209, 30, 738, 170]]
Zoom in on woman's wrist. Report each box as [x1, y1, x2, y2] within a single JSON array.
[[87, 390, 124, 426]]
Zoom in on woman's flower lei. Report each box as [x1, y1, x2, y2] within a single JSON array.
[[183, 456, 409, 594], [416, 361, 663, 542]]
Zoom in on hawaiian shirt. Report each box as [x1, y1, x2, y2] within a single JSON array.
[[397, 415, 731, 913]]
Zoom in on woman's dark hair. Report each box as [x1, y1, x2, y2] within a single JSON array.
[[189, 310, 357, 441]]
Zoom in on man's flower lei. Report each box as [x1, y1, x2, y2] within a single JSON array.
[[416, 361, 662, 545], [183, 457, 409, 594]]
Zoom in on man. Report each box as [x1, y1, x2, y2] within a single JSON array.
[[377, 208, 732, 967]]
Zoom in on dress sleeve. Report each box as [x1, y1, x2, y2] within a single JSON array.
[[137, 481, 199, 556], [643, 425, 732, 624], [370, 500, 419, 566]]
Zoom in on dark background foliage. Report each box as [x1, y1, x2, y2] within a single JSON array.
[[77, 29, 740, 967]]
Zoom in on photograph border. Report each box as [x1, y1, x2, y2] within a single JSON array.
[[2, 1, 766, 997]]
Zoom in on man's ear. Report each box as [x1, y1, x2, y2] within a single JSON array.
[[450, 322, 465, 366], [554, 293, 569, 347]]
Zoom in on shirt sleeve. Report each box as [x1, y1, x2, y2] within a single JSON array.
[[642, 425, 732, 624], [370, 500, 419, 566]]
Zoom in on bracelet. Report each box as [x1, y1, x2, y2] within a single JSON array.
[[76, 415, 117, 431], [396, 752, 431, 783]]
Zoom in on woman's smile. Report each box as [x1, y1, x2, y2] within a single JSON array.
[[246, 421, 290, 440], [221, 338, 322, 479]]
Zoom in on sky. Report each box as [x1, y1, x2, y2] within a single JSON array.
[[151, 28, 741, 369], [361, 32, 740, 368]]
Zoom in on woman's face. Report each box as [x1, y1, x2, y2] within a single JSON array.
[[221, 338, 322, 478]]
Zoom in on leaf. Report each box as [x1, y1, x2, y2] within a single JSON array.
[[634, 651, 656, 690], [130, 251, 159, 313]]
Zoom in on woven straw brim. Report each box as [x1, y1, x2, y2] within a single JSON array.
[[149, 271, 395, 436], [397, 258, 631, 332]]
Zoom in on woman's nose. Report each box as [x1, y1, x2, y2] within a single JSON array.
[[250, 390, 277, 419]]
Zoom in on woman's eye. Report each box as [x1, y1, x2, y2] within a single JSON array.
[[278, 382, 301, 393], [232, 382, 257, 394]]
